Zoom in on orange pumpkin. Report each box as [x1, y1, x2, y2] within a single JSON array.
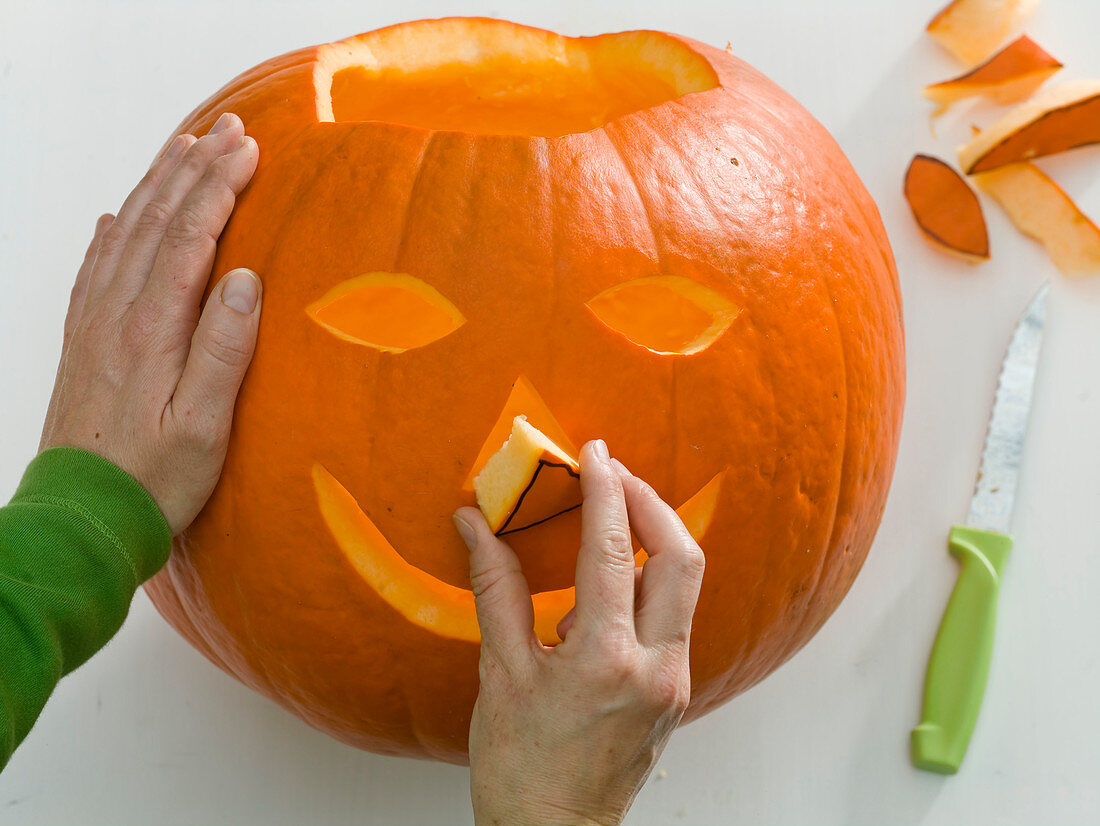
[[145, 18, 905, 762]]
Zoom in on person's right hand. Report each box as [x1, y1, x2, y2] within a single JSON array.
[[455, 439, 706, 826], [39, 113, 261, 535]]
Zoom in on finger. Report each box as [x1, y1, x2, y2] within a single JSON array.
[[617, 468, 706, 649], [134, 134, 258, 361], [63, 213, 115, 345], [169, 268, 262, 436], [84, 133, 195, 307], [556, 567, 643, 640], [109, 115, 247, 306], [455, 506, 538, 663], [573, 439, 637, 638]]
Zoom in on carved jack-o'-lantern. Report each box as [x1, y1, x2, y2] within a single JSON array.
[[145, 18, 905, 762]]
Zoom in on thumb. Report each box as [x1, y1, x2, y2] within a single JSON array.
[[173, 268, 262, 426], [455, 507, 537, 663]]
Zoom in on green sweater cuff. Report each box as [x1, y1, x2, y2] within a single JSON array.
[[11, 447, 173, 583]]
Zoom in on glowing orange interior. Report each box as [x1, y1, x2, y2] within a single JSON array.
[[586, 275, 741, 355], [315, 20, 719, 137], [306, 272, 465, 352]]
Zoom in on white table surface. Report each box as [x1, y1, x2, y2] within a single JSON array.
[[2, 1, 1099, 823]]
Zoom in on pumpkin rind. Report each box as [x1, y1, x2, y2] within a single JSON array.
[[144, 18, 905, 763]]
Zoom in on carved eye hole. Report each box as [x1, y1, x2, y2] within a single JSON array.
[[585, 275, 740, 355], [307, 272, 466, 353]]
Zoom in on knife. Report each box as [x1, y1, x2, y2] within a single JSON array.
[[911, 282, 1050, 775]]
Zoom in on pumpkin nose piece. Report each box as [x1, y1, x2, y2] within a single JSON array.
[[462, 375, 580, 492], [463, 376, 583, 534]]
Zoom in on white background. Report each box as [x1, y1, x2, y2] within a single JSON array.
[[2, 1, 1099, 824]]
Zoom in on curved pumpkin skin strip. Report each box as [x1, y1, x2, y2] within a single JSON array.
[[904, 154, 989, 261], [314, 464, 726, 645], [958, 80, 1100, 174], [926, 0, 1038, 67], [975, 162, 1100, 276], [923, 35, 1061, 114]]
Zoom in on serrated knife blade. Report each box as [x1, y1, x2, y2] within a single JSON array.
[[966, 282, 1049, 534]]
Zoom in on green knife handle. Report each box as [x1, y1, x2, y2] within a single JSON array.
[[911, 526, 1014, 774]]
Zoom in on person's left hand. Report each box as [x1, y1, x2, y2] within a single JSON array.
[[39, 112, 261, 534]]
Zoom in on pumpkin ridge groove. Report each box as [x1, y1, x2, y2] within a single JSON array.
[[599, 125, 682, 492], [600, 126, 665, 269], [390, 130, 436, 268], [795, 272, 848, 645]]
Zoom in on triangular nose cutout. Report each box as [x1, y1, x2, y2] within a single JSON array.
[[462, 376, 580, 492]]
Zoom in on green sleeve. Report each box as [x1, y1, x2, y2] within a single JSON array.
[[0, 447, 172, 771]]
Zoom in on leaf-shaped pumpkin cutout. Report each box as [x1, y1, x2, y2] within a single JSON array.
[[586, 275, 740, 355], [307, 272, 465, 352], [904, 154, 989, 261]]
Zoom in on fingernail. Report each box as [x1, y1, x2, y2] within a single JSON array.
[[453, 514, 477, 551], [221, 269, 259, 314], [164, 135, 188, 158], [210, 113, 234, 134], [592, 439, 610, 463]]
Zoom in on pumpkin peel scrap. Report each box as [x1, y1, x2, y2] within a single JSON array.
[[926, 0, 1039, 67], [923, 35, 1061, 115], [904, 154, 989, 261], [958, 79, 1100, 174], [975, 162, 1100, 275]]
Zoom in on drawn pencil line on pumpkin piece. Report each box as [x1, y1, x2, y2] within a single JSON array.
[[496, 459, 582, 535]]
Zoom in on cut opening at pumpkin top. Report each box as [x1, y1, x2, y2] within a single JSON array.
[[314, 19, 719, 137]]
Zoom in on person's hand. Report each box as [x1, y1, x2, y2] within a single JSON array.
[[455, 439, 705, 826], [39, 113, 261, 535]]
